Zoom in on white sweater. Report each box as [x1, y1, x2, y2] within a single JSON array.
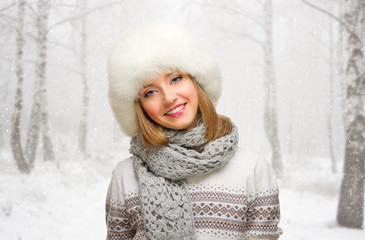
[[105, 147, 282, 240]]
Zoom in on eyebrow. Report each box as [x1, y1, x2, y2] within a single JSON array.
[[141, 72, 176, 89], [142, 83, 153, 88]]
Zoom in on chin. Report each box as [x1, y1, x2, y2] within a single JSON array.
[[161, 120, 193, 130], [177, 120, 197, 130], [158, 111, 198, 130]]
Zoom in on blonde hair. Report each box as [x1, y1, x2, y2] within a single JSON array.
[[136, 78, 232, 147]]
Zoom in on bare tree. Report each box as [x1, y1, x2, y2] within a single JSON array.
[[303, 0, 365, 228], [25, 0, 54, 166], [337, 0, 365, 229], [50, 1, 120, 154], [0, 62, 8, 150], [78, 0, 89, 153], [39, 1, 120, 157], [327, 3, 336, 173], [0, 123, 2, 150], [39, 0, 55, 162], [300, 1, 340, 173], [336, 1, 346, 171], [10, 0, 30, 174], [6, 1, 119, 172], [337, 1, 346, 124], [262, 0, 282, 177]]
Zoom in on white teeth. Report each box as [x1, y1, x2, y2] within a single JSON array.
[[166, 104, 185, 115]]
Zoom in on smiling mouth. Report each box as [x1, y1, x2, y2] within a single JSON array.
[[165, 103, 186, 116]]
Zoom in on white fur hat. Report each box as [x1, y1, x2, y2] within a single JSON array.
[[107, 22, 222, 136]]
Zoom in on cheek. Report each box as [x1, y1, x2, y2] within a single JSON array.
[[185, 84, 198, 104], [142, 103, 159, 120]]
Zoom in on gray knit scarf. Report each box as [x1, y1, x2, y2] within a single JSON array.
[[130, 120, 239, 240]]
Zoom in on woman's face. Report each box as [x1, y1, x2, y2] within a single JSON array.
[[139, 71, 199, 130]]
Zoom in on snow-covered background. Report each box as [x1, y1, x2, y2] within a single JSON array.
[[0, 0, 364, 239]]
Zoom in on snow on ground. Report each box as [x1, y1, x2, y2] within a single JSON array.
[[280, 188, 365, 239], [0, 151, 110, 240], [0, 143, 364, 239], [278, 155, 365, 239], [0, 136, 129, 240]]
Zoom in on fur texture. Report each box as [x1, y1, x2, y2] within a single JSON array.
[[107, 22, 222, 136]]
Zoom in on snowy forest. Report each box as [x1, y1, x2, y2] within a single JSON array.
[[0, 0, 364, 239]]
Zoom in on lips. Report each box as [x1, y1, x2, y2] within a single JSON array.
[[165, 103, 186, 117]]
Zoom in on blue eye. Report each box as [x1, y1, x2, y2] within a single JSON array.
[[144, 89, 156, 98], [171, 76, 182, 84]]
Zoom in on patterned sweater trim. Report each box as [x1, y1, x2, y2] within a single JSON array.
[[106, 186, 281, 239]]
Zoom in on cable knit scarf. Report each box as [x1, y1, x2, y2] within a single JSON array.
[[130, 120, 239, 240]]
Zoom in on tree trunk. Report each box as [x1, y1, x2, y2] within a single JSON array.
[[337, 0, 365, 229], [328, 6, 336, 173], [0, 122, 3, 150], [11, 0, 30, 174], [38, 0, 54, 162], [337, 0, 346, 124], [336, 0, 346, 173], [263, 0, 282, 177], [78, 0, 89, 153], [41, 102, 55, 161], [25, 0, 53, 166], [0, 63, 4, 150], [288, 123, 293, 155]]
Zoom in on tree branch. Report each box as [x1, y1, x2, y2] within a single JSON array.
[[302, 0, 350, 33], [208, 19, 263, 48], [25, 1, 37, 17], [68, 20, 82, 35], [47, 62, 81, 76], [238, 32, 264, 49], [0, 13, 16, 23], [51, 3, 83, 9], [220, 4, 264, 29], [254, 0, 264, 8], [1, 27, 14, 43], [251, 61, 264, 68], [50, 40, 78, 54], [0, 2, 16, 12], [48, 1, 120, 32], [51, 6, 82, 34], [1, 57, 81, 76], [194, 0, 264, 29], [25, 31, 36, 41], [297, 23, 327, 46]]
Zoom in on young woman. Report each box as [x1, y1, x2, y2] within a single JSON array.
[[106, 22, 282, 240]]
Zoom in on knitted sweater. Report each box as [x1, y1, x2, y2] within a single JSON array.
[[105, 147, 282, 240]]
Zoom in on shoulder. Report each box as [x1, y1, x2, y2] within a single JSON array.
[[113, 156, 134, 177], [231, 148, 261, 171], [250, 152, 279, 192], [111, 157, 139, 195], [234, 147, 276, 171], [234, 148, 279, 189], [221, 147, 279, 191], [228, 147, 273, 179]]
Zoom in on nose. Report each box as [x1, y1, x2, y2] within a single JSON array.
[[162, 89, 177, 106]]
